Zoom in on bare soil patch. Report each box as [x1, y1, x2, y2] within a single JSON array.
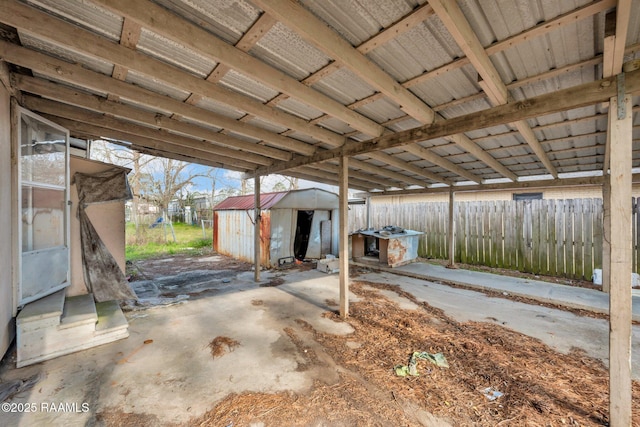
[[192, 279, 640, 426], [127, 251, 252, 281]]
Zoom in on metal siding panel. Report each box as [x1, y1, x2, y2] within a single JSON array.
[[269, 209, 294, 266], [152, 0, 260, 45], [312, 68, 377, 105], [219, 69, 280, 103], [252, 22, 331, 80], [26, 0, 122, 41], [136, 29, 216, 78]]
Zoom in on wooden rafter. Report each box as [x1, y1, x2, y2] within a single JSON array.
[[15, 75, 285, 163], [252, 0, 516, 182], [602, 0, 632, 173], [0, 0, 345, 148], [429, 0, 558, 179], [90, 0, 386, 138], [247, 67, 640, 177], [23, 96, 262, 171]]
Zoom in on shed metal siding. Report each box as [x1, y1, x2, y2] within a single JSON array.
[[213, 209, 271, 266]]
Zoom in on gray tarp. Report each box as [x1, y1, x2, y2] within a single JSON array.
[[73, 168, 137, 302]]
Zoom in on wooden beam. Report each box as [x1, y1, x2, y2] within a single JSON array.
[[443, 134, 518, 181], [607, 93, 632, 427], [323, 161, 407, 189], [429, 0, 557, 178], [249, 67, 640, 176], [366, 151, 452, 185], [602, 3, 632, 174], [254, 176, 261, 282], [39, 114, 251, 171], [183, 13, 277, 112], [16, 76, 280, 165], [339, 155, 349, 318], [358, 3, 434, 55], [512, 120, 558, 178], [448, 189, 455, 267], [372, 175, 608, 196], [21, 95, 262, 169], [0, 60, 17, 97], [253, 0, 435, 125], [253, 0, 518, 181], [293, 165, 380, 191], [604, 2, 632, 79], [429, 0, 506, 102], [286, 167, 370, 192], [403, 144, 481, 183], [348, 158, 430, 188], [89, 0, 385, 138], [1, 0, 516, 183], [108, 17, 141, 99], [0, 0, 345, 148]]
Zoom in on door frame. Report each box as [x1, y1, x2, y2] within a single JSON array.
[[13, 105, 70, 308]]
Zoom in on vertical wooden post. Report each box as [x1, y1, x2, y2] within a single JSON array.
[[602, 174, 611, 293], [448, 188, 456, 267], [254, 175, 261, 282], [366, 195, 371, 230], [339, 156, 349, 318], [607, 92, 632, 427]]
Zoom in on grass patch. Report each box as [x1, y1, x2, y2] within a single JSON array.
[[125, 222, 212, 261]]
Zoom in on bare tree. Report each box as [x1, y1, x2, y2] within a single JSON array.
[[88, 140, 218, 225]]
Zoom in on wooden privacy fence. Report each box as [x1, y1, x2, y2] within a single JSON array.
[[350, 198, 640, 280]]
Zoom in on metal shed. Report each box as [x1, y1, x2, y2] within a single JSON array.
[[213, 188, 339, 267]]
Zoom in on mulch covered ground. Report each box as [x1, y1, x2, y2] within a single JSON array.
[[192, 279, 640, 426]]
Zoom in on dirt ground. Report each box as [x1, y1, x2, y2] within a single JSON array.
[[120, 252, 640, 426]]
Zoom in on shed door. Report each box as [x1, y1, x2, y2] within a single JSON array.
[[305, 210, 330, 259], [17, 108, 70, 306]]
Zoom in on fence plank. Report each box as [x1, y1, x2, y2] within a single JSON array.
[[556, 201, 563, 275], [531, 200, 541, 274], [348, 197, 630, 280], [539, 200, 549, 275], [548, 201, 557, 275], [565, 201, 574, 278], [584, 200, 594, 281], [593, 198, 603, 271]]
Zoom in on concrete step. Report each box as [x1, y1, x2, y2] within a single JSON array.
[[95, 301, 129, 336], [17, 294, 129, 368], [16, 289, 66, 332], [60, 294, 98, 330]]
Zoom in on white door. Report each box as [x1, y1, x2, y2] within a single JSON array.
[[17, 108, 70, 306]]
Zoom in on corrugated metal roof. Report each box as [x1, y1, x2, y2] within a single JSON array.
[[213, 191, 289, 210], [4, 0, 640, 194], [136, 28, 216, 78]]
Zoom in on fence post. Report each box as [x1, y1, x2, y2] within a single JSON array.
[[448, 189, 455, 267]]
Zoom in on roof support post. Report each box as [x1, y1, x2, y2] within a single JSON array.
[[339, 156, 349, 318], [606, 89, 632, 426], [448, 188, 456, 268], [254, 175, 261, 282], [366, 195, 371, 230]]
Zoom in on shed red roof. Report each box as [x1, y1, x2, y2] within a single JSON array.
[[212, 191, 289, 210]]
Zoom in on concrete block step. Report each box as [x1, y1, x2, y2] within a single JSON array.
[[16, 289, 66, 331], [59, 294, 98, 330], [16, 295, 129, 368], [95, 301, 128, 336]]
